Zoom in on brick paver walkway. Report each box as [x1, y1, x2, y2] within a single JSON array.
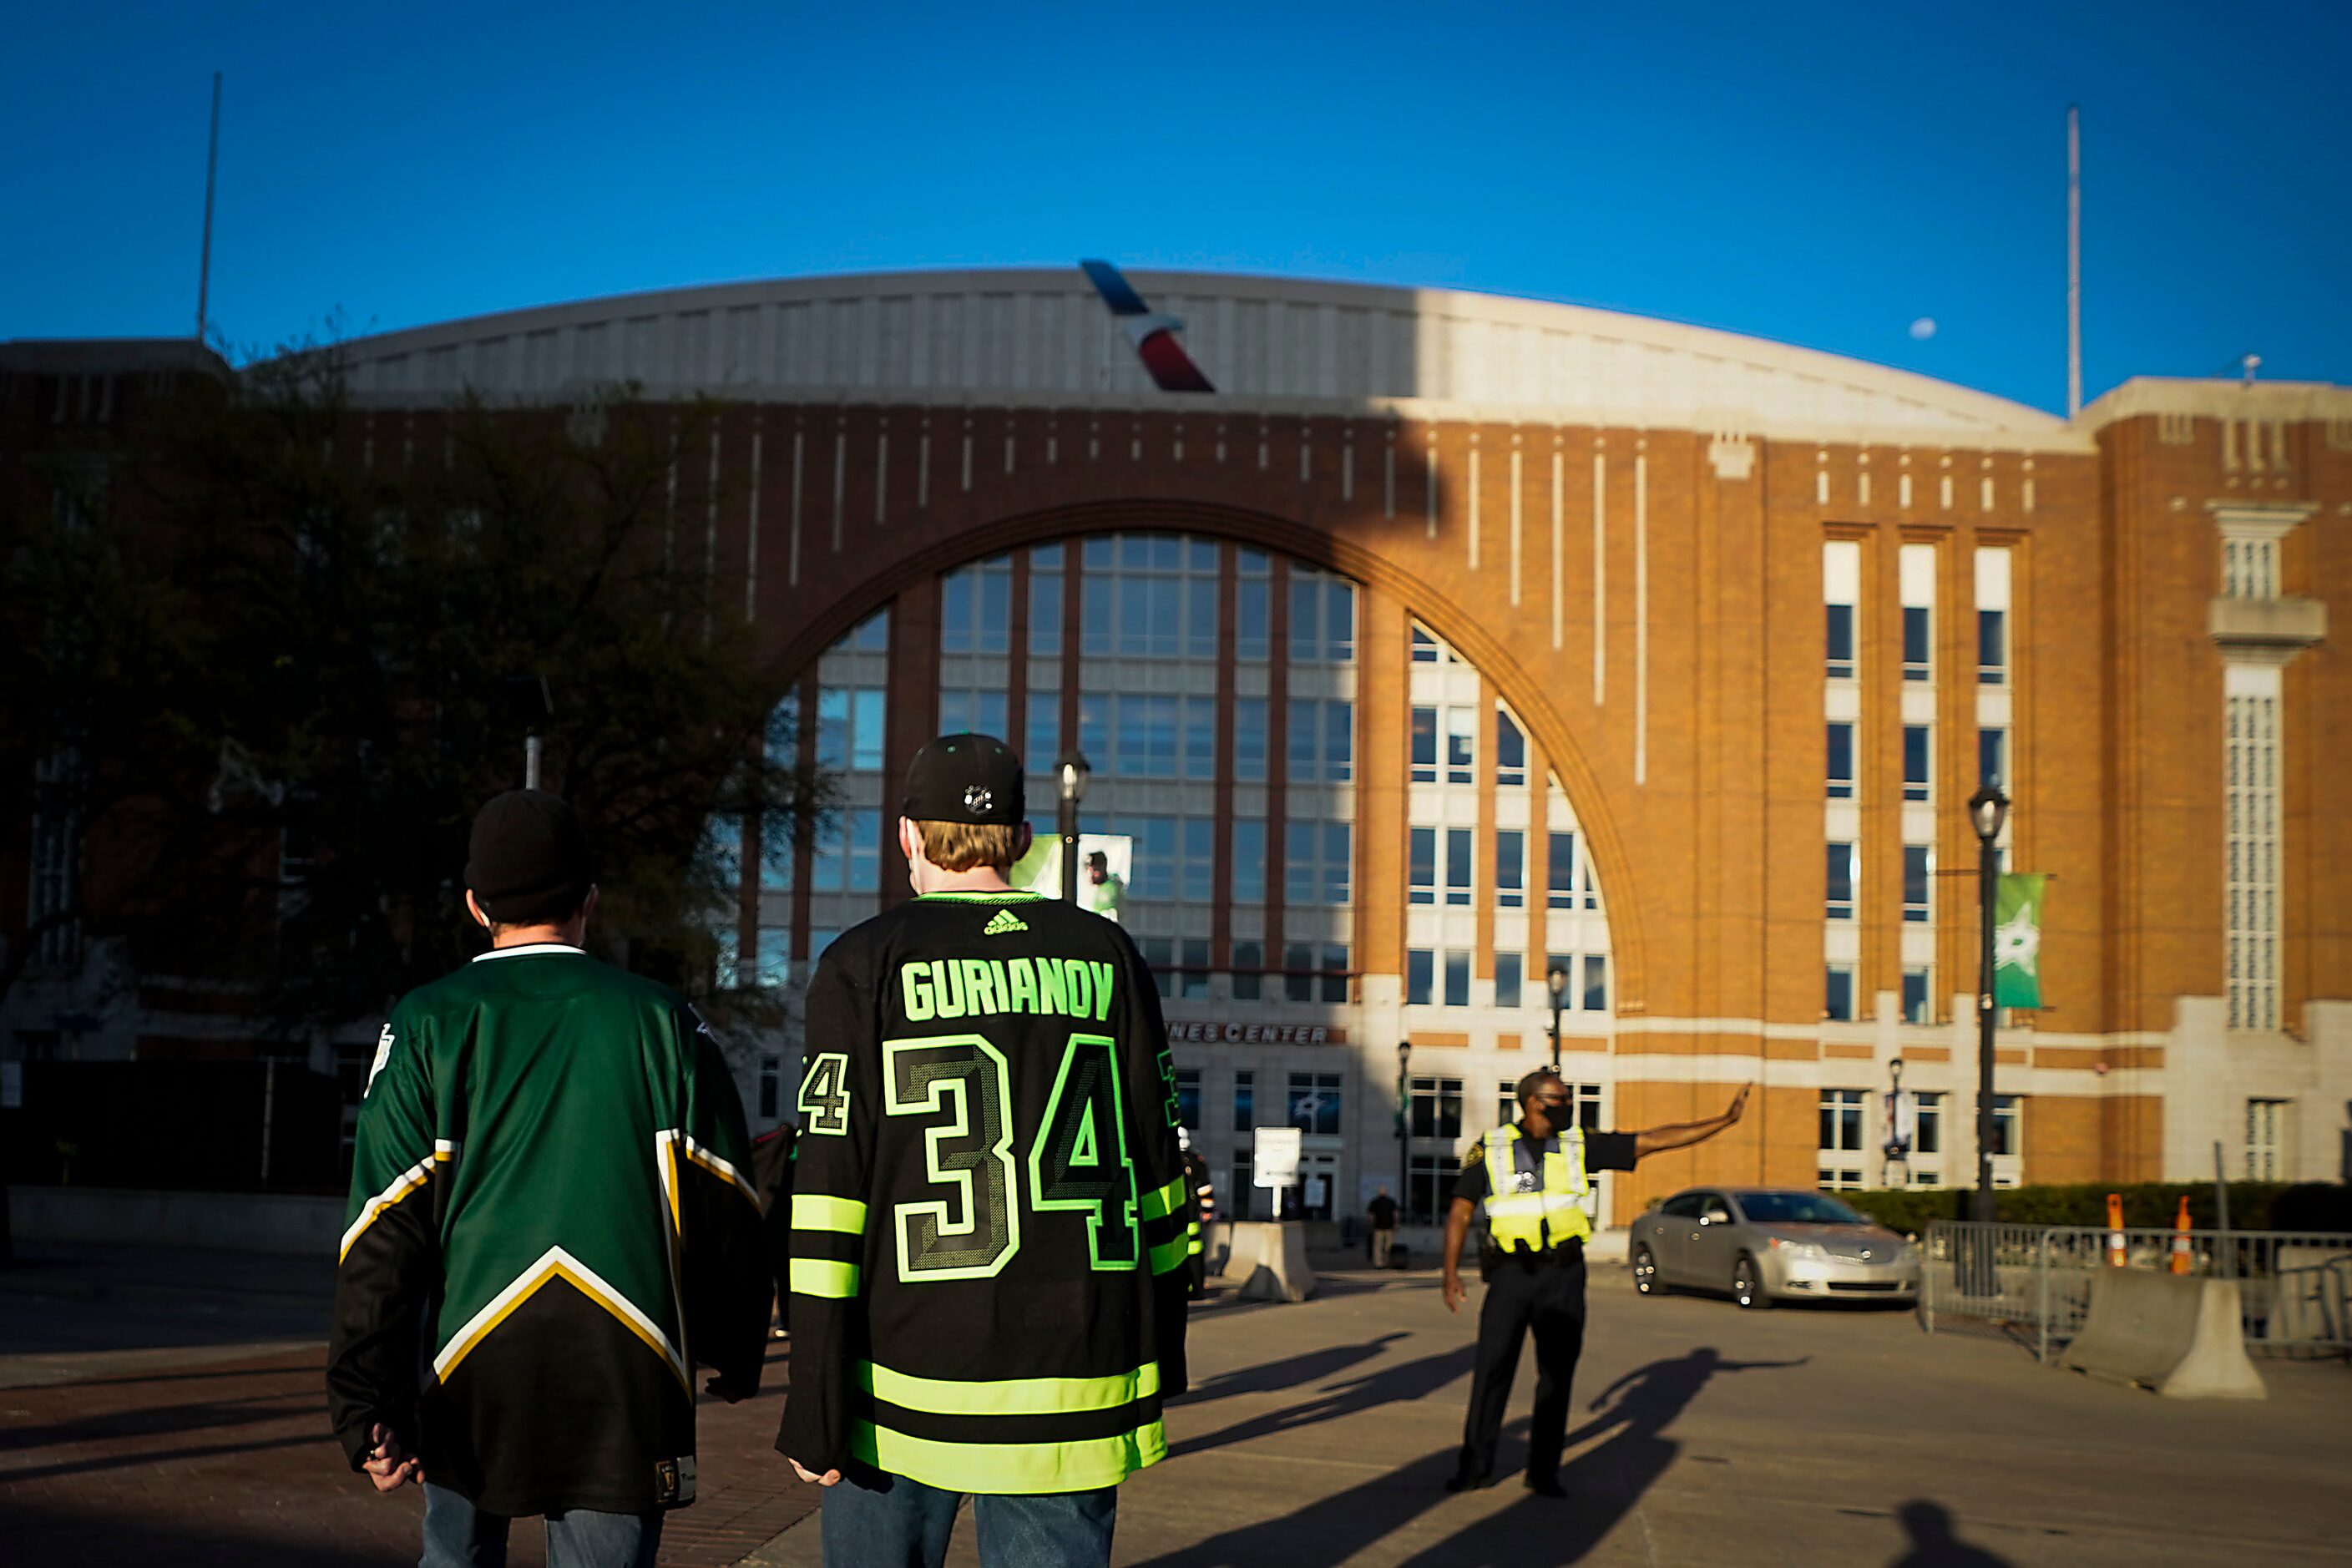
[[0, 1338, 815, 1566]]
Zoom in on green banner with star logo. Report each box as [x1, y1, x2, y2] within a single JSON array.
[[1993, 873, 2046, 1008]]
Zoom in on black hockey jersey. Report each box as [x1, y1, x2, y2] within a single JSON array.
[[774, 890, 1191, 1494]]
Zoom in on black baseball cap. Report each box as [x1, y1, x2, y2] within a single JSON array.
[[902, 733, 1025, 826], [466, 789, 594, 923]]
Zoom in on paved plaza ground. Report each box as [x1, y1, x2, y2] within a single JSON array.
[[4, 1242, 2349, 1565]]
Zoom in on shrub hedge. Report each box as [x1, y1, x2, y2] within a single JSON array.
[[1839, 1181, 2352, 1238]]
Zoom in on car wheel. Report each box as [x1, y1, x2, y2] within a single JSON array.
[[1631, 1244, 1664, 1296], [1732, 1253, 1771, 1310]]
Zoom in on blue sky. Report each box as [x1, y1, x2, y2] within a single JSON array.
[[5, 1, 2345, 413]]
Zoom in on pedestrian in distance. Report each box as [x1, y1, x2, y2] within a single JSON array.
[[327, 790, 772, 1568], [1440, 1071, 1750, 1498], [751, 1119, 798, 1337], [1180, 1127, 1216, 1299], [1366, 1185, 1400, 1268], [775, 733, 1192, 1568]]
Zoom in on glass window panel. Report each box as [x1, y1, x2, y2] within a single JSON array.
[[817, 688, 850, 769], [1283, 942, 1314, 1003], [1326, 701, 1353, 782], [1825, 964, 1854, 1021], [1495, 830, 1524, 908], [1149, 534, 1181, 571], [1412, 627, 1439, 662], [1232, 819, 1266, 904], [1080, 566, 1113, 655], [1549, 832, 1576, 910], [1409, 827, 1436, 905], [847, 809, 881, 892], [1186, 574, 1218, 659], [1025, 695, 1059, 775], [1083, 536, 1115, 569], [974, 692, 1007, 742], [1183, 696, 1216, 779], [1237, 547, 1269, 577], [1978, 609, 2006, 685], [1903, 845, 1931, 922], [1827, 722, 1855, 799], [1289, 575, 1321, 663], [979, 565, 1011, 655], [1581, 953, 1608, 1012], [1444, 827, 1473, 906], [1445, 708, 1475, 784], [1410, 707, 1438, 782], [1236, 579, 1269, 660], [1323, 823, 1350, 906], [759, 812, 796, 891], [1408, 948, 1434, 1006], [1288, 698, 1321, 781], [1979, 727, 2007, 788], [1904, 726, 1931, 802], [1116, 576, 1151, 656], [940, 568, 974, 655], [1182, 817, 1214, 903], [1029, 558, 1062, 656], [852, 690, 886, 771], [1444, 951, 1470, 1008], [1903, 606, 1933, 681], [1495, 952, 1523, 1009], [1078, 692, 1108, 770], [1322, 944, 1348, 1004], [1826, 842, 1856, 919], [754, 926, 790, 989], [1326, 579, 1354, 661], [766, 697, 798, 768], [846, 609, 889, 652], [1234, 698, 1267, 781], [1284, 822, 1315, 905], [1147, 575, 1181, 659], [1232, 948, 1261, 1004], [1902, 967, 1931, 1024], [1187, 539, 1218, 574], [1826, 604, 1856, 678], [938, 690, 971, 738], [1174, 1068, 1202, 1130], [1495, 710, 1526, 786]]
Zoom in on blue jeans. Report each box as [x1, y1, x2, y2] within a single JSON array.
[[820, 1470, 1117, 1568], [420, 1482, 662, 1568]]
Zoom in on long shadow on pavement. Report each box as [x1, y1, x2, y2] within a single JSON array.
[[1170, 1343, 1474, 1460], [1172, 1332, 1410, 1408], [1886, 1500, 2016, 1567], [1137, 1347, 1802, 1566]]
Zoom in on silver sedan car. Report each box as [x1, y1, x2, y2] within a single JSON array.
[[1628, 1187, 1920, 1308]]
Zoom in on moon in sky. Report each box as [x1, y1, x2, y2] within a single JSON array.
[[1909, 317, 1938, 341]]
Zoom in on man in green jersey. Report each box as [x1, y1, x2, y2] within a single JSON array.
[[776, 734, 1191, 1568], [329, 791, 772, 1568]]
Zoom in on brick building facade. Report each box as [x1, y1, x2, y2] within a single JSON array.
[[7, 272, 2346, 1221]]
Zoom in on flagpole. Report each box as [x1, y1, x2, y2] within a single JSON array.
[[195, 71, 221, 343]]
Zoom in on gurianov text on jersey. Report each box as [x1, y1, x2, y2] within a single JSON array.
[[898, 955, 1120, 1023]]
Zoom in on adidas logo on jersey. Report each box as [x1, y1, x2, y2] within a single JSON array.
[[982, 908, 1029, 936]]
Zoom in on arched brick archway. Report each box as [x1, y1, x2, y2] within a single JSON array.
[[771, 496, 1647, 1014]]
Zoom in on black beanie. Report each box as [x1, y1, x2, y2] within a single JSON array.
[[466, 790, 594, 924]]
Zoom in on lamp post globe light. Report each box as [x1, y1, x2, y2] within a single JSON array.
[[1546, 964, 1569, 1074], [1055, 750, 1090, 905], [1396, 1039, 1412, 1226], [1967, 784, 2011, 1229]]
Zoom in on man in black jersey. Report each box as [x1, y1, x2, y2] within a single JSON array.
[[776, 734, 1190, 1568]]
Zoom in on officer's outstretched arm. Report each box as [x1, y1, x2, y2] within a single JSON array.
[[1439, 1197, 1476, 1313], [1631, 1085, 1752, 1161]]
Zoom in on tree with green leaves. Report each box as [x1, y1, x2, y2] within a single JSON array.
[[0, 346, 827, 1043]]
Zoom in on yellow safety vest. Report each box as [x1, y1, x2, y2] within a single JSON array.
[[1479, 1124, 1592, 1252]]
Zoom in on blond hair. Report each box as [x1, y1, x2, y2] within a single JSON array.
[[914, 818, 1022, 873]]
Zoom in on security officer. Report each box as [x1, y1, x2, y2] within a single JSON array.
[[1441, 1071, 1749, 1496]]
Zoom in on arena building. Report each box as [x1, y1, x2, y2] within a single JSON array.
[[12, 269, 2350, 1222]]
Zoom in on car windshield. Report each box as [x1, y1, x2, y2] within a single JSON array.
[[1737, 1192, 1867, 1226]]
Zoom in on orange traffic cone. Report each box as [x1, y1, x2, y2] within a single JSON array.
[[2169, 1195, 2193, 1275], [2105, 1192, 2127, 1267]]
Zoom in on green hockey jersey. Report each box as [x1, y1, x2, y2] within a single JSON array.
[[326, 943, 771, 1515], [774, 891, 1191, 1495]]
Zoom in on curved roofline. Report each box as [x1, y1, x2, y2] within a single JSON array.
[[324, 266, 2078, 446]]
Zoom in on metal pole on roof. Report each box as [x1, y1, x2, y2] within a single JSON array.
[[196, 72, 222, 344], [2066, 104, 2082, 418]]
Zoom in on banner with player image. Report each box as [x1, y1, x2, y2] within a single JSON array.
[[1010, 832, 1133, 923]]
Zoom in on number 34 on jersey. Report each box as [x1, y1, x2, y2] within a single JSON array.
[[798, 1030, 1186, 1283]]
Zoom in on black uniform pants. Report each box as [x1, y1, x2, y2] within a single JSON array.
[[1455, 1247, 1586, 1483]]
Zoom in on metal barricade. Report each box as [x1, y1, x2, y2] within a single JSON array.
[[1921, 1221, 2352, 1361]]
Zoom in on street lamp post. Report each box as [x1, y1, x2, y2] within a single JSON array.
[[1396, 1039, 1412, 1227], [1968, 785, 2011, 1228], [1546, 965, 1568, 1074], [1055, 751, 1090, 904]]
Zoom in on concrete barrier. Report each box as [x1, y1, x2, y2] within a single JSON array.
[[2059, 1270, 2266, 1399], [1226, 1220, 1317, 1302], [9, 1186, 343, 1257]]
